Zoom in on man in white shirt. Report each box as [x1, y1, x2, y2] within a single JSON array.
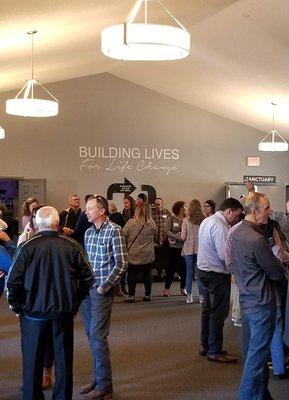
[[197, 197, 243, 363]]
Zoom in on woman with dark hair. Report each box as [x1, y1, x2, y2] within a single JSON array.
[[181, 199, 205, 303], [21, 197, 39, 230], [203, 199, 216, 217], [163, 201, 187, 297], [18, 205, 43, 245], [122, 195, 136, 224], [136, 193, 148, 207], [123, 202, 157, 302]]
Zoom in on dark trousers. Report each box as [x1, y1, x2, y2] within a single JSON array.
[[127, 263, 152, 296], [21, 315, 74, 400], [165, 247, 186, 290], [44, 325, 54, 369], [197, 269, 231, 355], [153, 245, 169, 273]]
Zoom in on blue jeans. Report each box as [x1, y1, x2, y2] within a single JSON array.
[[184, 254, 204, 296], [270, 306, 285, 375], [239, 306, 276, 400], [81, 287, 114, 392]]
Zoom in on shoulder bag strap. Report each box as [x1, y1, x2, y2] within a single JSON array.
[[127, 224, 145, 252]]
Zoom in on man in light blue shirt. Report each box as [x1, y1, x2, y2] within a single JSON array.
[[197, 198, 243, 363]]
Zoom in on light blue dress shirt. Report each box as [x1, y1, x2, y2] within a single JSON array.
[[197, 211, 230, 274]]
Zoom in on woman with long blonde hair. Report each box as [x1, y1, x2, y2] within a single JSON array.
[[123, 202, 157, 302], [181, 199, 205, 303]]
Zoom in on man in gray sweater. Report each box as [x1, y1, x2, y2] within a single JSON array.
[[231, 192, 285, 400]]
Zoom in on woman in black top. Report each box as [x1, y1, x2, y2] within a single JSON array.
[[122, 195, 136, 224]]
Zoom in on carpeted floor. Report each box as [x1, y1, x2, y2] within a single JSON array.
[[0, 281, 287, 400]]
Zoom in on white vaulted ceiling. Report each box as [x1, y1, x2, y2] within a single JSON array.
[[1, 0, 289, 134]]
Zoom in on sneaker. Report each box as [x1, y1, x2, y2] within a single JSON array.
[[143, 296, 151, 302], [186, 294, 194, 304], [233, 320, 242, 327], [180, 288, 187, 296]]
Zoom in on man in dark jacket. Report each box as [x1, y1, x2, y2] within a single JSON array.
[[231, 193, 285, 400], [7, 206, 94, 400], [59, 194, 81, 237]]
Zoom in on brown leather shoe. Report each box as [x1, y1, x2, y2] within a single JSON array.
[[42, 367, 52, 390], [80, 382, 96, 395], [82, 388, 113, 399], [207, 353, 237, 363]]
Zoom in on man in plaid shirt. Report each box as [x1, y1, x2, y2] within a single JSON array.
[[151, 197, 171, 246], [81, 195, 127, 400]]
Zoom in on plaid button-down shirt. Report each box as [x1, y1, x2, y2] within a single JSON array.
[[84, 218, 128, 291], [151, 207, 171, 246]]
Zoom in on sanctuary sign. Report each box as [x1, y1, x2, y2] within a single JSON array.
[[243, 175, 276, 184]]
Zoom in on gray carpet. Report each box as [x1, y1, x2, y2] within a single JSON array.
[[0, 282, 288, 400]]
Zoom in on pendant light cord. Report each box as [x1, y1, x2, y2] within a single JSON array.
[[144, 0, 148, 24], [27, 31, 37, 80], [127, 0, 187, 31], [272, 105, 275, 131], [31, 32, 34, 80], [27, 30, 37, 99]]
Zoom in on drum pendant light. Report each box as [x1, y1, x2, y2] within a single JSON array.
[[6, 31, 59, 117], [101, 0, 190, 61], [258, 103, 288, 152]]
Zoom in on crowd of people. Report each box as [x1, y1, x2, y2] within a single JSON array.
[[1, 186, 289, 400]]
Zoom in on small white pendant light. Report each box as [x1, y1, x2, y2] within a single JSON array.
[[6, 31, 59, 118], [0, 127, 5, 139], [101, 0, 190, 61], [258, 103, 288, 152]]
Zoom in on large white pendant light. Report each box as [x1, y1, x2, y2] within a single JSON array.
[[0, 127, 5, 139], [258, 103, 288, 152], [6, 31, 59, 118], [101, 0, 190, 61]]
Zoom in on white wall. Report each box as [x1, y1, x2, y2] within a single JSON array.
[[0, 73, 288, 212]]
